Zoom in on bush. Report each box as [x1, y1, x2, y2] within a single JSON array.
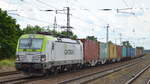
[[0, 59, 15, 67]]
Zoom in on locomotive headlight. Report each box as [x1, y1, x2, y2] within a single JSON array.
[[16, 55, 20, 61], [40, 55, 46, 62]]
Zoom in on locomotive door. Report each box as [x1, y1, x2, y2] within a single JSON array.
[[51, 42, 55, 60], [46, 41, 55, 61]]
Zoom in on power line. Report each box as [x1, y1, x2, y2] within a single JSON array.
[[122, 0, 130, 8], [8, 1, 149, 39], [35, 0, 57, 10], [9, 13, 51, 24]]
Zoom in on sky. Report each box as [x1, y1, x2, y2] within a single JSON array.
[[0, 0, 150, 49]]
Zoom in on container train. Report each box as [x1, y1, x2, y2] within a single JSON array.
[[15, 34, 144, 75]]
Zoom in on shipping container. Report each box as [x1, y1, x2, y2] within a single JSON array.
[[122, 46, 127, 58], [126, 47, 130, 57], [116, 45, 122, 61], [130, 48, 134, 58], [129, 48, 132, 57], [108, 43, 118, 61], [136, 47, 143, 57], [136, 48, 139, 57], [99, 42, 108, 64], [80, 39, 99, 66], [132, 48, 136, 57]]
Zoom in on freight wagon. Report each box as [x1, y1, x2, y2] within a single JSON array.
[[108, 43, 118, 62], [122, 46, 127, 58], [136, 47, 144, 57], [116, 45, 122, 61], [126, 47, 131, 58], [99, 42, 108, 64], [130, 48, 136, 58], [80, 39, 99, 66]]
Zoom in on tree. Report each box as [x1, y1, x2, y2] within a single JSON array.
[[86, 36, 97, 41], [22, 25, 44, 34], [61, 31, 77, 39], [0, 9, 22, 59], [108, 41, 113, 44], [122, 41, 132, 48], [23, 26, 77, 39]]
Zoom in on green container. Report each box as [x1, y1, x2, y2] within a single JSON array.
[[100, 42, 108, 60], [122, 46, 127, 58]]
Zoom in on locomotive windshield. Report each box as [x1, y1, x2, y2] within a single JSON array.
[[19, 38, 43, 49]]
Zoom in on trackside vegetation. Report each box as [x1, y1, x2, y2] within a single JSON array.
[[0, 8, 77, 60], [0, 59, 15, 67], [0, 9, 22, 59]]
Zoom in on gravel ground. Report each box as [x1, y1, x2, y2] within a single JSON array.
[[131, 66, 150, 84], [86, 56, 150, 84], [28, 56, 145, 84], [0, 66, 16, 73]]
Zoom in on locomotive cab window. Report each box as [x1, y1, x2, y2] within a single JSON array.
[[19, 38, 43, 49]]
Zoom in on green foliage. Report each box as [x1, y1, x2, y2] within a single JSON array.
[[0, 59, 15, 67], [22, 25, 44, 34], [86, 36, 97, 41], [0, 8, 78, 60], [108, 41, 113, 44], [0, 9, 22, 59], [23, 26, 78, 39], [122, 41, 132, 48], [61, 31, 77, 39]]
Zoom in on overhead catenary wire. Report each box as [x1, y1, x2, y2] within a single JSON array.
[[70, 0, 117, 40], [71, 0, 130, 38], [9, 13, 51, 24], [122, 0, 130, 8], [7, 0, 133, 36], [5, 0, 149, 46], [120, 0, 148, 43], [35, 0, 57, 10]]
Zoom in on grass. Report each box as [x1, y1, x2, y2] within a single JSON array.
[[0, 59, 15, 67]]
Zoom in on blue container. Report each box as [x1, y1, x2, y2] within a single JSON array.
[[122, 46, 127, 58], [130, 48, 132, 57], [132, 48, 136, 57], [130, 48, 133, 57], [129, 48, 135, 58], [133, 48, 136, 56], [100, 43, 108, 60], [126, 48, 130, 57]]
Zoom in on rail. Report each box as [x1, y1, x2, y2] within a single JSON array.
[[0, 71, 20, 77], [125, 65, 150, 84], [58, 60, 142, 84]]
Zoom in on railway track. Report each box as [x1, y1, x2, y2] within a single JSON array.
[[25, 56, 146, 84], [0, 75, 30, 84], [58, 59, 144, 84], [125, 64, 150, 84], [0, 72, 47, 84], [0, 56, 148, 84], [147, 79, 150, 84], [0, 71, 20, 77]]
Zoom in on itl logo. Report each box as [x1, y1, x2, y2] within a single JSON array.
[[64, 49, 74, 55]]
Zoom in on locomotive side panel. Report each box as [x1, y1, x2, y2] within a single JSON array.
[[50, 41, 83, 65]]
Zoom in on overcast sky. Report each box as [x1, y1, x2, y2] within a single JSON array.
[[0, 0, 150, 49]]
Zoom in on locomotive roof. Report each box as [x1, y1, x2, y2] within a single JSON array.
[[19, 34, 79, 43], [19, 34, 57, 41]]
